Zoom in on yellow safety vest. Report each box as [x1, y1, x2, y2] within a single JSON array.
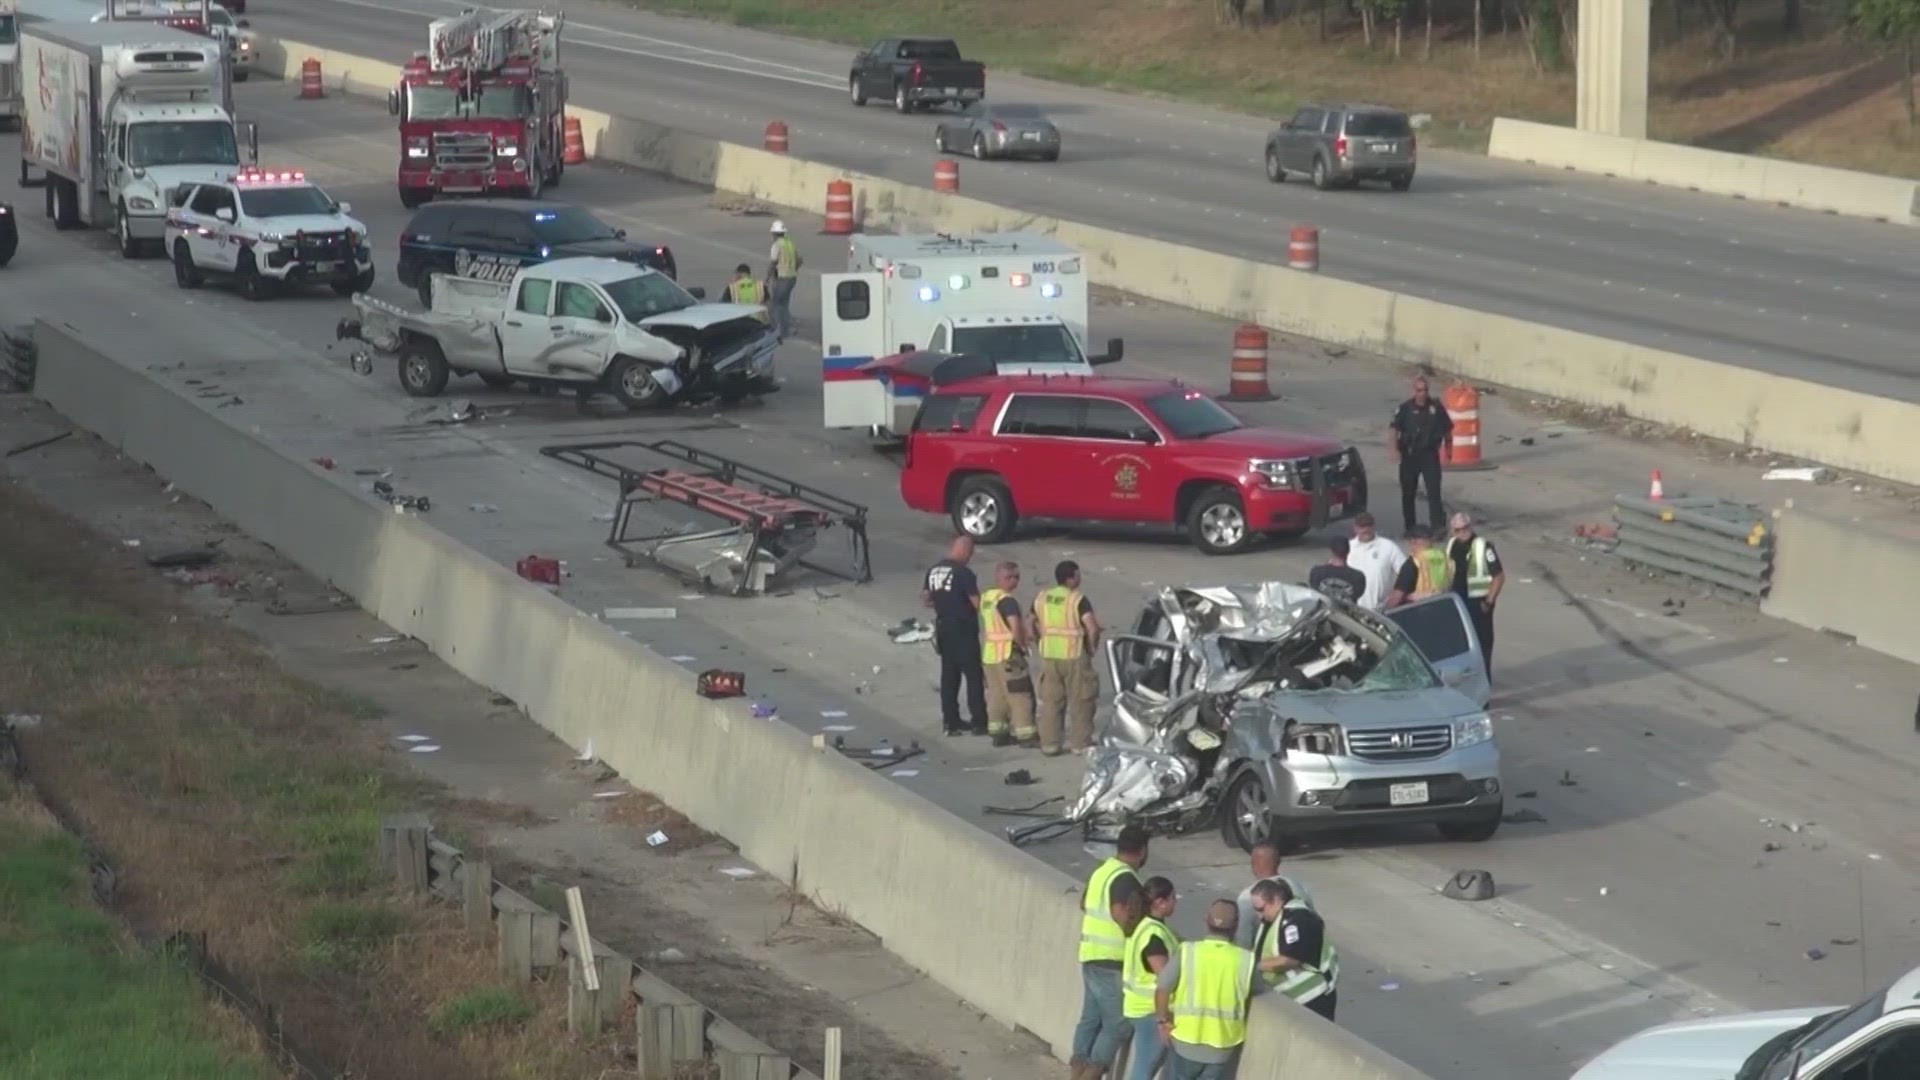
[[1447, 536, 1493, 597], [981, 587, 1017, 665], [730, 278, 762, 305], [1034, 586, 1086, 660], [773, 236, 799, 278], [1412, 546, 1452, 596], [1265, 900, 1340, 1005], [1122, 917, 1177, 1018], [1078, 857, 1139, 964], [1170, 939, 1254, 1050]]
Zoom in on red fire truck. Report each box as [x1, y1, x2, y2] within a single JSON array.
[[387, 8, 568, 208]]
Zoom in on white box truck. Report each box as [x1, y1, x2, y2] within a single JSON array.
[[820, 233, 1124, 436], [17, 19, 255, 256], [0, 0, 19, 128]]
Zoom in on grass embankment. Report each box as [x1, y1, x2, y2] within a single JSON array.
[[625, 0, 1920, 176], [0, 794, 279, 1080], [0, 483, 611, 1079]]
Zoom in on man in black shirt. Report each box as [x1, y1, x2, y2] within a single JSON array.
[[1388, 376, 1454, 535], [1307, 537, 1368, 605], [923, 536, 989, 736]]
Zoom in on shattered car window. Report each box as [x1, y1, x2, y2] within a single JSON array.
[[1349, 637, 1441, 692]]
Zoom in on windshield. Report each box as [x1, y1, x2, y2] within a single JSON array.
[[472, 83, 530, 119], [1350, 636, 1443, 691], [1146, 390, 1243, 439], [127, 120, 240, 168], [530, 207, 618, 245], [951, 324, 1083, 364], [238, 186, 338, 218], [1754, 995, 1885, 1080], [408, 85, 460, 121], [0, 15, 18, 46], [602, 273, 697, 322], [406, 82, 529, 120]]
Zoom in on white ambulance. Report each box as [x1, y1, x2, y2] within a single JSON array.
[[820, 233, 1124, 436]]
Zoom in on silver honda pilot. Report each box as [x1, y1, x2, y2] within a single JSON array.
[[1264, 104, 1418, 192]]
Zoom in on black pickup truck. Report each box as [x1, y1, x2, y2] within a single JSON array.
[[849, 38, 986, 114]]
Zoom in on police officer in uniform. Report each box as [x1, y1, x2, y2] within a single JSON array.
[[1153, 900, 1254, 1080], [1073, 826, 1150, 1080], [1250, 878, 1340, 1020], [980, 561, 1039, 748], [1121, 877, 1179, 1080], [1446, 511, 1505, 679], [922, 536, 987, 737], [1034, 560, 1102, 756], [1388, 376, 1454, 535]]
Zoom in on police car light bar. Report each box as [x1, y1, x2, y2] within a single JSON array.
[[234, 168, 305, 185]]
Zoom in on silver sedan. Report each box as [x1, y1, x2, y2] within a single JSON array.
[[935, 103, 1061, 162]]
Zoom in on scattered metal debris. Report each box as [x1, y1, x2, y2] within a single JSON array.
[[370, 480, 429, 511], [1004, 769, 1037, 786], [6, 430, 71, 457], [889, 618, 934, 644], [831, 735, 923, 771]]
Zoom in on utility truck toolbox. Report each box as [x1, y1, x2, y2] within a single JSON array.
[[819, 232, 1122, 437]]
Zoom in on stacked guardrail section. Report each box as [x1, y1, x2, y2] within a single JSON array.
[[1612, 494, 1773, 600]]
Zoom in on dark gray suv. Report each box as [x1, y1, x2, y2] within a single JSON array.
[[1264, 104, 1417, 192]]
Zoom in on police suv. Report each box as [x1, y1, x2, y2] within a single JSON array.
[[165, 167, 375, 300]]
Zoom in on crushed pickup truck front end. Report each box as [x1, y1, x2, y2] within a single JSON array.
[[638, 307, 781, 401]]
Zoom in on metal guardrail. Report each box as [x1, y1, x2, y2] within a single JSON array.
[[1612, 494, 1773, 600]]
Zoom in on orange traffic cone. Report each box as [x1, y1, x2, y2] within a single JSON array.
[[1649, 469, 1665, 500]]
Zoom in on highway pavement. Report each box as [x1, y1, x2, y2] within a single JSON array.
[[6, 85, 1920, 1080], [243, 0, 1920, 403]]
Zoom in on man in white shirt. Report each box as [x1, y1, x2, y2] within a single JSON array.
[[1345, 512, 1406, 611]]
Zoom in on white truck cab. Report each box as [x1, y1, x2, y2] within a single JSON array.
[[166, 166, 374, 298], [820, 233, 1122, 436]]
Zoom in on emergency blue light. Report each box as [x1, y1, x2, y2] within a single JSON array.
[[918, 285, 939, 302], [1040, 282, 1063, 299], [533, 211, 557, 222]]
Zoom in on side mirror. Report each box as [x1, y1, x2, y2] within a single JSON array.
[[214, 207, 235, 223], [387, 89, 401, 116], [243, 121, 259, 162], [1135, 429, 1160, 445], [237, 17, 249, 27], [337, 201, 352, 214], [898, 342, 916, 353], [686, 285, 707, 300], [1092, 337, 1125, 365], [596, 308, 615, 324], [614, 228, 627, 239]]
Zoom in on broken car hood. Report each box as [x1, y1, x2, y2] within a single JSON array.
[[636, 303, 765, 331], [1261, 687, 1481, 729]]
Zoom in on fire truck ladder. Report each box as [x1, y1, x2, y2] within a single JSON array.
[[429, 7, 562, 71], [539, 439, 872, 597]]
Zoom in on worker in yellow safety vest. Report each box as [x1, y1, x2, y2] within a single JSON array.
[[1249, 878, 1341, 1021], [1033, 560, 1102, 756], [1073, 825, 1150, 1080], [1445, 511, 1505, 679], [980, 561, 1038, 747], [722, 262, 768, 321], [1121, 877, 1179, 1080], [765, 220, 802, 340], [1154, 900, 1254, 1080], [1386, 524, 1453, 608]]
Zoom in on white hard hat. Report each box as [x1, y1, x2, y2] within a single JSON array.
[[770, 220, 788, 234]]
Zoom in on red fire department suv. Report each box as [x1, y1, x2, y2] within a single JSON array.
[[899, 374, 1367, 554]]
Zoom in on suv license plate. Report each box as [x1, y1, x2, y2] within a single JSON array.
[[1372, 141, 1393, 152], [1388, 782, 1429, 806]]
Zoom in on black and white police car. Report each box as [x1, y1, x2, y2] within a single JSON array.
[[165, 167, 375, 300]]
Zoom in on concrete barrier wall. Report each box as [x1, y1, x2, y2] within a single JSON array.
[[1763, 509, 1920, 667], [258, 39, 1920, 489], [30, 319, 1431, 1080], [1487, 118, 1920, 224]]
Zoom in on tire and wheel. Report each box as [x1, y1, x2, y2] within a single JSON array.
[[171, 240, 203, 289], [1264, 148, 1286, 183], [607, 356, 669, 409], [949, 475, 1016, 543], [236, 251, 274, 301], [1436, 804, 1503, 842], [972, 135, 988, 161], [1041, 148, 1060, 162], [115, 205, 142, 258], [398, 337, 451, 397], [417, 279, 434, 308], [50, 178, 80, 230], [1188, 486, 1253, 555], [0, 229, 16, 269], [1310, 155, 1333, 191], [399, 189, 427, 209], [477, 373, 516, 389], [849, 77, 867, 107], [934, 128, 948, 153], [1220, 770, 1286, 853], [331, 266, 376, 297], [1390, 170, 1415, 192], [894, 83, 913, 114]]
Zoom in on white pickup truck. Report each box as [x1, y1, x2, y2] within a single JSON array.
[[335, 257, 780, 407]]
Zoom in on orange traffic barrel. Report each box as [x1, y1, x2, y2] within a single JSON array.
[[1225, 324, 1276, 402], [562, 116, 586, 165], [824, 179, 855, 235], [300, 57, 323, 99], [1287, 225, 1319, 271], [933, 158, 959, 193], [764, 121, 789, 153], [1442, 382, 1495, 470]]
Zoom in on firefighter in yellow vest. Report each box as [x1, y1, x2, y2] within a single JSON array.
[[1034, 560, 1102, 756], [1121, 877, 1179, 1080], [1386, 524, 1454, 609], [980, 561, 1038, 747], [1249, 878, 1341, 1021], [1153, 900, 1254, 1080], [1073, 826, 1150, 1080], [722, 262, 767, 322]]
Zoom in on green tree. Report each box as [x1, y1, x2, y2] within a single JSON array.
[[1855, 0, 1920, 126]]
